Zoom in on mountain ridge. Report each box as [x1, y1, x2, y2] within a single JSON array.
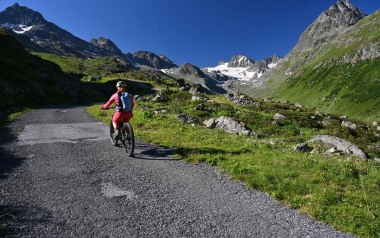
[[252, 0, 370, 90], [0, 3, 280, 82], [0, 3, 131, 61], [248, 5, 380, 122], [127, 50, 178, 69]]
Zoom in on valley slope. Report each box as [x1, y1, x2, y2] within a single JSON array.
[[244, 4, 380, 122]]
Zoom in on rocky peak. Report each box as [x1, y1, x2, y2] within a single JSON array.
[[177, 63, 205, 77], [90, 37, 123, 56], [217, 60, 227, 66], [246, 55, 282, 76], [262, 54, 282, 65], [158, 55, 171, 62], [228, 55, 256, 68], [327, 0, 366, 26], [295, 0, 366, 51], [129, 50, 177, 69], [0, 3, 46, 26]]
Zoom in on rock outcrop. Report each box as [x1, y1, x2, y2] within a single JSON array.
[[204, 116, 257, 137], [127, 50, 177, 69], [308, 135, 368, 158]]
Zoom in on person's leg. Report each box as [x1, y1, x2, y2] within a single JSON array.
[[112, 112, 122, 130]]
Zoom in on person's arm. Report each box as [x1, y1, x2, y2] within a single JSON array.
[[101, 93, 117, 109]]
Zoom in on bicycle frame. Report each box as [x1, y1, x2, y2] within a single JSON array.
[[110, 117, 135, 157]]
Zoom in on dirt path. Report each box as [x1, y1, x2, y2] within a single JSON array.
[[0, 105, 354, 237]]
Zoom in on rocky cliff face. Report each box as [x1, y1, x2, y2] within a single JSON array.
[[90, 37, 124, 57], [127, 50, 178, 69], [0, 3, 45, 25], [254, 0, 371, 87], [290, 0, 366, 59], [227, 55, 256, 68], [226, 54, 281, 73], [175, 63, 205, 77], [246, 1, 380, 122]]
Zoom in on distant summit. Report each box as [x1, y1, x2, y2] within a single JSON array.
[[203, 54, 282, 82], [244, 0, 380, 121], [227, 55, 256, 68], [127, 50, 178, 69], [255, 0, 369, 83], [175, 63, 206, 77], [0, 3, 131, 64], [0, 3, 45, 25], [295, 0, 366, 51], [90, 37, 125, 58]]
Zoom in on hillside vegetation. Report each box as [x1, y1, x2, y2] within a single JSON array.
[[252, 10, 380, 123], [34, 53, 131, 80], [275, 59, 380, 122]]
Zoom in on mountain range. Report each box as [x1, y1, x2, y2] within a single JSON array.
[[0, 3, 282, 83], [0, 1, 379, 121]]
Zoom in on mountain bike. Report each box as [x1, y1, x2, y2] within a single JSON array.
[[110, 118, 135, 157]]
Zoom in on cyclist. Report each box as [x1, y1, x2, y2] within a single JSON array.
[[101, 81, 134, 138]]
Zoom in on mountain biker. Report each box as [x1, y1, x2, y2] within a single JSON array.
[[101, 81, 134, 138]]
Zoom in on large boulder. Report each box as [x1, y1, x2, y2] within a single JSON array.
[[214, 116, 257, 137], [308, 135, 368, 159]]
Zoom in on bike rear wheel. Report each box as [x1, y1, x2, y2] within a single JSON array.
[[121, 122, 135, 157]]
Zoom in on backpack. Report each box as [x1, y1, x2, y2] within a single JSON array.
[[117, 92, 133, 112]]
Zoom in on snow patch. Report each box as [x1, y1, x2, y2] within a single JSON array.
[[1, 23, 34, 34], [203, 62, 255, 81], [268, 63, 277, 68], [13, 25, 33, 34]]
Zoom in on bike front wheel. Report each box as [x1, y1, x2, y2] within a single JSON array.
[[121, 122, 135, 157]]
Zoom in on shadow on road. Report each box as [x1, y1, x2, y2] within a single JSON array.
[[0, 147, 25, 180], [0, 204, 54, 237], [132, 155, 180, 161], [133, 145, 180, 161], [0, 148, 29, 236]]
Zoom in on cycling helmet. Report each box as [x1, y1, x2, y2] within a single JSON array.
[[116, 81, 126, 88]]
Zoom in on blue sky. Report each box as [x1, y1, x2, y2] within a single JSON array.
[[1, 1, 379, 67]]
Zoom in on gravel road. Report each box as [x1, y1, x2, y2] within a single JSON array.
[[0, 106, 355, 237]]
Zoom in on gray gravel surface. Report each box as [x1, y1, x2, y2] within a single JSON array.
[[0, 106, 355, 237]]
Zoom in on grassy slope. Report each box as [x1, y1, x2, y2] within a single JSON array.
[[258, 10, 380, 123], [34, 53, 130, 79], [276, 59, 380, 122]]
